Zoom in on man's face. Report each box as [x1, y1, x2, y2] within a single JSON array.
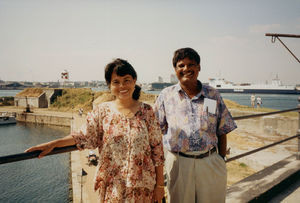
[[175, 57, 200, 86]]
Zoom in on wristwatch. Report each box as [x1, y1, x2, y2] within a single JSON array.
[[156, 185, 164, 189]]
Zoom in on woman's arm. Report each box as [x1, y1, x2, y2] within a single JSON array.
[[25, 135, 76, 158], [153, 165, 165, 202]]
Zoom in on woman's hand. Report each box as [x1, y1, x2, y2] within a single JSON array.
[[153, 185, 165, 202], [25, 141, 56, 159], [153, 165, 164, 202], [25, 135, 76, 159]]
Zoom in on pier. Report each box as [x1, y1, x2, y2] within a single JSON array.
[[0, 107, 73, 127]]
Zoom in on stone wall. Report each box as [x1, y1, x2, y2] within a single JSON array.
[[38, 93, 48, 108], [15, 96, 40, 108], [14, 93, 48, 108], [44, 89, 63, 105], [16, 113, 72, 127]]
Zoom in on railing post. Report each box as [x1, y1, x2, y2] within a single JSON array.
[[297, 96, 300, 160]]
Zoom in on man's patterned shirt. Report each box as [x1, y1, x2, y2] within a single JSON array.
[[154, 82, 237, 152]]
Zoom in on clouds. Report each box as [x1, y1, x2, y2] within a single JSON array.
[[295, 18, 300, 29]]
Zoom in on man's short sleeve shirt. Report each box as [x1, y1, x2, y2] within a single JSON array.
[[154, 82, 237, 152]]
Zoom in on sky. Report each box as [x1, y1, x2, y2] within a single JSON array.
[[0, 0, 299, 85]]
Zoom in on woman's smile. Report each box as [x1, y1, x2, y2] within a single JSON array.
[[110, 72, 136, 101]]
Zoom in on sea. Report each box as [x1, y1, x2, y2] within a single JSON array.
[[220, 93, 299, 110], [0, 89, 70, 202], [0, 123, 70, 202], [0, 89, 299, 202], [145, 90, 299, 110], [0, 90, 22, 97]]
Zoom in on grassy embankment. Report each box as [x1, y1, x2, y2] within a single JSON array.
[[49, 88, 156, 112]]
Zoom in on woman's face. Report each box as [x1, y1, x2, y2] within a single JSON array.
[[110, 72, 136, 101]]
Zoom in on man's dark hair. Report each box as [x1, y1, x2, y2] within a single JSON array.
[[172, 47, 201, 68], [104, 58, 141, 100]]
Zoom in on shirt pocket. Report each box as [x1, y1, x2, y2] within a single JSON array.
[[201, 111, 217, 133]]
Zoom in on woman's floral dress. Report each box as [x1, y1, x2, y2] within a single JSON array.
[[72, 102, 164, 202]]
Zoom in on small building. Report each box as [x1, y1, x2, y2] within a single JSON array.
[[14, 88, 62, 108]]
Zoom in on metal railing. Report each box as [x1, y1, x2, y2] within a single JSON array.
[[0, 145, 77, 165], [226, 97, 300, 162]]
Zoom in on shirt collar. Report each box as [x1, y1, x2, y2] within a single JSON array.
[[176, 80, 205, 99]]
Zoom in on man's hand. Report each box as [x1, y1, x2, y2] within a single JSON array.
[[153, 185, 164, 202]]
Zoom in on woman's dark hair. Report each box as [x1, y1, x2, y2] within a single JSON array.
[[172, 47, 201, 68], [104, 58, 141, 100]]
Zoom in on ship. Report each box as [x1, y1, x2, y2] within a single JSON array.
[[142, 82, 174, 91], [208, 76, 300, 94]]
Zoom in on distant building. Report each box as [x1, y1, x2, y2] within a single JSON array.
[[158, 76, 164, 83], [48, 81, 60, 88], [170, 74, 178, 83]]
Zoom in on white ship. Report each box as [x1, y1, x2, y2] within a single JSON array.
[[208, 76, 299, 94]]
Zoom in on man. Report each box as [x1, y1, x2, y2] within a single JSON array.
[[154, 48, 237, 203], [256, 96, 262, 108], [251, 94, 256, 108]]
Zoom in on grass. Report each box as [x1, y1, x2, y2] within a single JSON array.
[[50, 88, 94, 112], [227, 160, 256, 186], [0, 96, 14, 106], [15, 88, 44, 97], [49, 88, 158, 112]]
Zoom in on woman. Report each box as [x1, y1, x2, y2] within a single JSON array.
[[26, 58, 165, 202]]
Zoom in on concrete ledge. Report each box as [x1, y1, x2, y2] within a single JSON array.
[[71, 151, 85, 203], [16, 113, 72, 126], [226, 155, 300, 203]]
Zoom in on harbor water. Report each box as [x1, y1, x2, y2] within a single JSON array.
[[220, 93, 299, 110], [0, 123, 70, 202], [0, 90, 21, 97], [146, 90, 299, 110]]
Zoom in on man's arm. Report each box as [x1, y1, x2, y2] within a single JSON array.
[[154, 93, 168, 134], [218, 134, 227, 159]]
